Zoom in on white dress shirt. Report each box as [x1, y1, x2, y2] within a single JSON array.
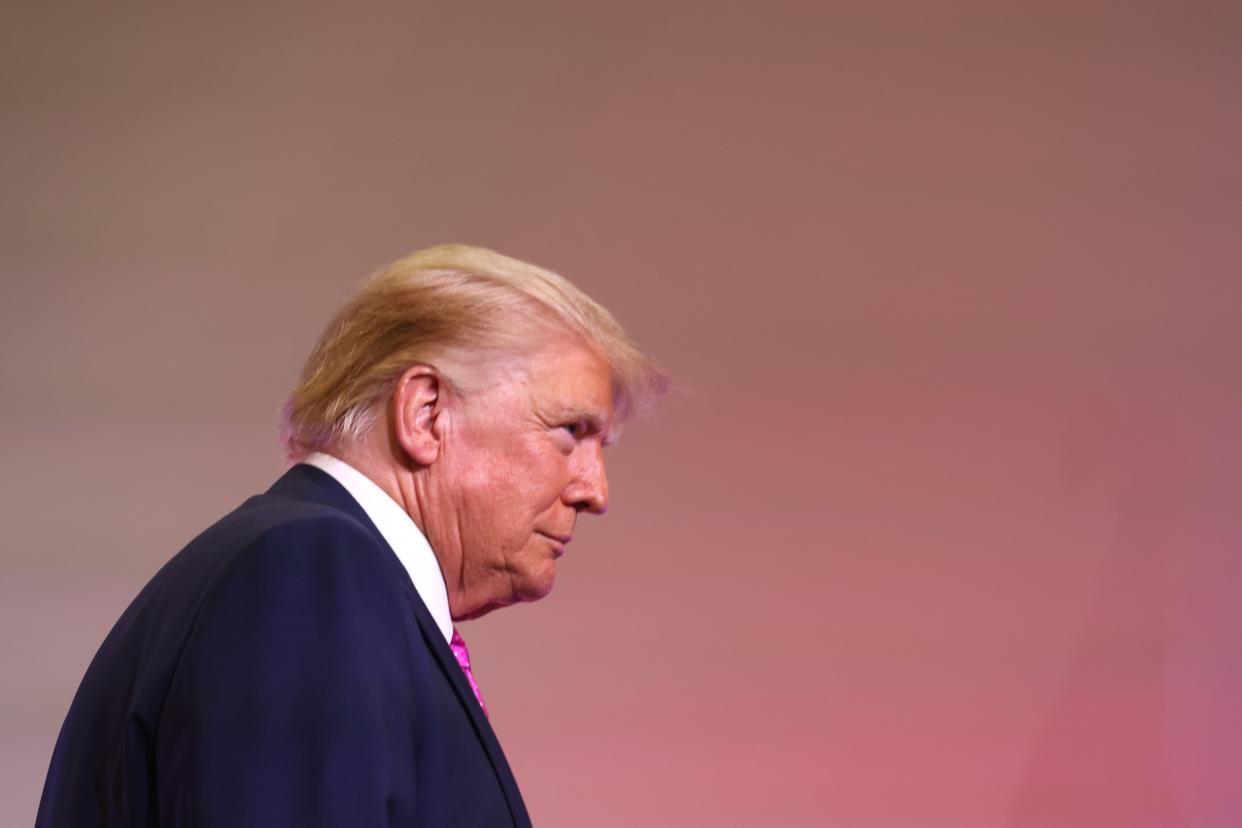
[[302, 452, 453, 644]]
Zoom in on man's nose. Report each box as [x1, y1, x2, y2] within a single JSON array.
[[565, 443, 609, 514]]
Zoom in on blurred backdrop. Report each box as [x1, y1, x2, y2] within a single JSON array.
[[3, 2, 1241, 826]]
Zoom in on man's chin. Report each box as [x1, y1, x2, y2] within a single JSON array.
[[513, 559, 559, 604], [451, 574, 555, 620], [453, 596, 510, 621], [519, 582, 555, 604]]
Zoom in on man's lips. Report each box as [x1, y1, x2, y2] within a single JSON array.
[[537, 531, 572, 556]]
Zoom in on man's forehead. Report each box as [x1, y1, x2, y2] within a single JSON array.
[[529, 341, 613, 391], [526, 343, 619, 437]]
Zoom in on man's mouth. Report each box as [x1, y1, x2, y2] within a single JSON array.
[[537, 531, 572, 557]]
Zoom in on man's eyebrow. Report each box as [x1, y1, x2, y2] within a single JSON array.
[[558, 408, 614, 440], [572, 411, 608, 433]]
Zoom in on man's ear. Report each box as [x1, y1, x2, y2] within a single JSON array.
[[391, 364, 444, 466]]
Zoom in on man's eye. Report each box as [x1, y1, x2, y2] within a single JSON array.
[[561, 422, 584, 438]]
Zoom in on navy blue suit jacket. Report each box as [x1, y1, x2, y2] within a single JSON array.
[[36, 464, 532, 827]]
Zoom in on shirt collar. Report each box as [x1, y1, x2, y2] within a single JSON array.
[[302, 451, 454, 644]]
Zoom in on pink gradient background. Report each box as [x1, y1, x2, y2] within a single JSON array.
[[3, 2, 1241, 826]]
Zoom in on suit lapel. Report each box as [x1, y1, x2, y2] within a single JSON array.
[[267, 465, 532, 827], [405, 598, 532, 828]]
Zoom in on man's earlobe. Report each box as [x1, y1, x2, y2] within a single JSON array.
[[392, 365, 442, 466]]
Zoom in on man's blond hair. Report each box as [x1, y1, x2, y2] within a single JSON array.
[[280, 244, 668, 461]]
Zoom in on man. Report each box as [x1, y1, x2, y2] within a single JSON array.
[[36, 244, 667, 827]]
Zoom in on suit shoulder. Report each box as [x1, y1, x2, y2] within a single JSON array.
[[127, 492, 399, 648], [176, 493, 380, 570], [223, 492, 376, 542], [223, 508, 396, 580], [178, 499, 400, 605]]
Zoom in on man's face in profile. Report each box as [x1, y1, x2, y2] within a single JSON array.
[[426, 338, 614, 620]]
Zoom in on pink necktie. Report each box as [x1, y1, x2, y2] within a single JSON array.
[[449, 628, 489, 718]]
